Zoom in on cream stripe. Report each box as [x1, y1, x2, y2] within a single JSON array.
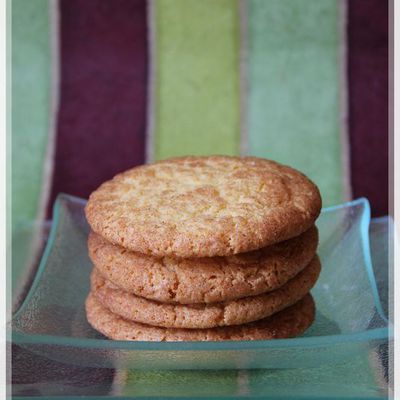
[[38, 0, 60, 222], [239, 0, 249, 156], [237, 370, 249, 395], [6, 0, 11, 323], [110, 370, 129, 396], [338, 0, 352, 202], [145, 0, 156, 164]]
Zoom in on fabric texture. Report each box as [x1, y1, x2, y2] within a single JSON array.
[[153, 0, 240, 160], [348, 0, 389, 216], [247, 0, 346, 206], [10, 0, 389, 396], [48, 0, 148, 215], [12, 0, 52, 233]]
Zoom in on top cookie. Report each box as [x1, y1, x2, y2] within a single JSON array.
[[85, 156, 322, 258]]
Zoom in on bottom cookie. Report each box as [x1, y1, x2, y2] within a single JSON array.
[[85, 293, 315, 342]]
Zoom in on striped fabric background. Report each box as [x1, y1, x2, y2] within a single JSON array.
[[11, 0, 388, 293]]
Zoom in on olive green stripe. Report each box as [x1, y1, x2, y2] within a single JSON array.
[[247, 0, 345, 206], [238, 0, 249, 155], [153, 0, 240, 160], [124, 370, 240, 397]]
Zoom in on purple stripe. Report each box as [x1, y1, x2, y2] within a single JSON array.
[[48, 0, 148, 215], [348, 0, 388, 216], [12, 344, 114, 396]]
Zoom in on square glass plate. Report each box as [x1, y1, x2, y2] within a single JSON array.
[[11, 194, 389, 370]]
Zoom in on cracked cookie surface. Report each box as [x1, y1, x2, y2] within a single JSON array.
[[85, 156, 321, 258], [85, 293, 315, 341], [90, 256, 320, 329], [88, 226, 318, 304]]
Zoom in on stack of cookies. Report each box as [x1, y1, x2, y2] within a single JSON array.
[[85, 156, 322, 342]]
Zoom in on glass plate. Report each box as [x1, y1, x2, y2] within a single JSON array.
[[11, 194, 389, 370]]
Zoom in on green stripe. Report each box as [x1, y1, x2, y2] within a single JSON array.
[[247, 0, 344, 206], [12, 0, 51, 233], [153, 0, 240, 160], [247, 353, 381, 398], [11, 0, 52, 299]]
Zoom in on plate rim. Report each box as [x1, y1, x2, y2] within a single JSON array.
[[11, 194, 390, 351]]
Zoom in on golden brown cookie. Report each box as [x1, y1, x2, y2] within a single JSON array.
[[91, 256, 320, 329], [85, 293, 315, 341], [85, 156, 321, 258], [88, 226, 318, 304]]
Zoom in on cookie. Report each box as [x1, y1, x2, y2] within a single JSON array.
[[85, 156, 321, 258], [85, 293, 315, 341], [88, 225, 318, 304], [91, 256, 320, 329]]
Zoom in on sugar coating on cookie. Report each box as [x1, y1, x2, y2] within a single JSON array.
[[85, 293, 315, 341], [85, 156, 322, 258], [91, 256, 320, 329], [88, 225, 318, 304]]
